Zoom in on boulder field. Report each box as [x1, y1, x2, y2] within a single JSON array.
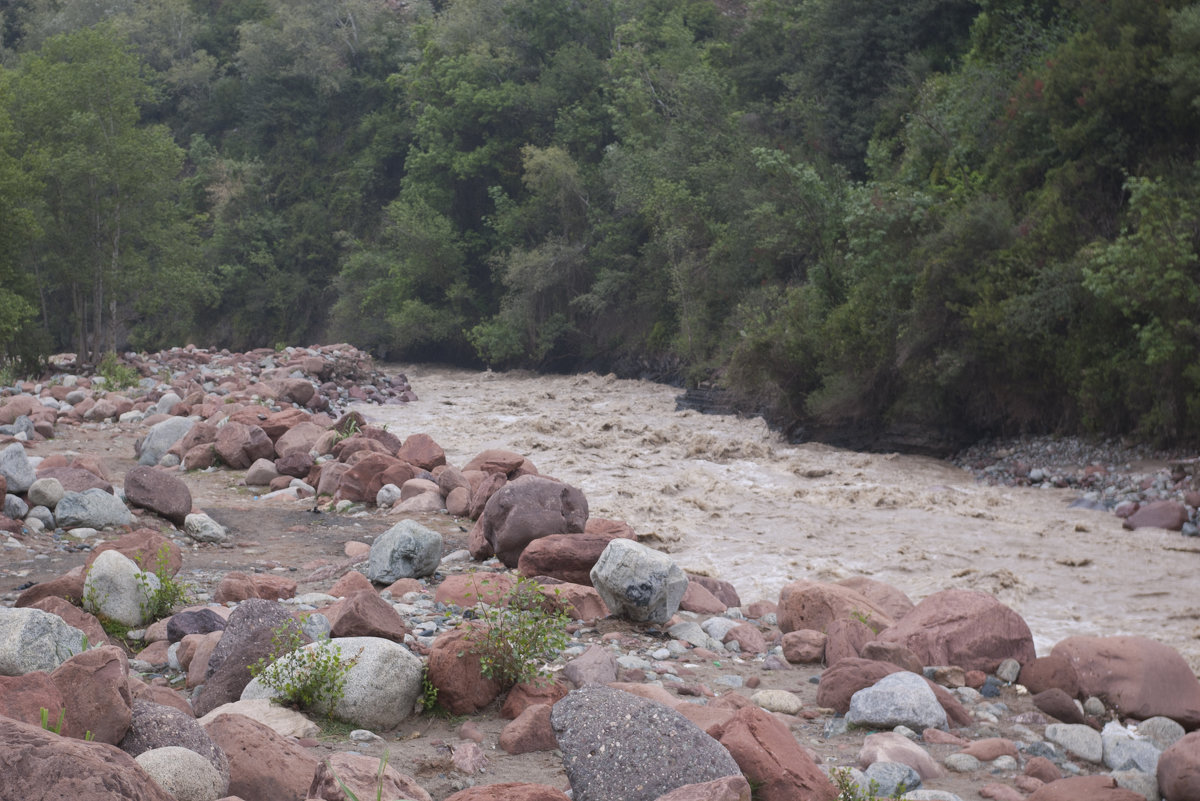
[[0, 347, 1198, 801]]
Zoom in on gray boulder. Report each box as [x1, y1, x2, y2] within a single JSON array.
[[138, 416, 196, 466], [27, 477, 65, 509], [26, 505, 54, 528], [56, 488, 134, 529], [0, 442, 36, 493], [135, 746, 226, 801], [242, 636, 423, 730], [184, 513, 228, 544], [154, 393, 183, 416], [1101, 721, 1161, 773], [0, 607, 88, 675], [865, 761, 922, 797], [589, 538, 687, 624], [367, 519, 443, 582], [82, 549, 160, 628], [4, 493, 28, 520], [1046, 722, 1104, 764], [847, 671, 948, 731], [551, 685, 742, 801]]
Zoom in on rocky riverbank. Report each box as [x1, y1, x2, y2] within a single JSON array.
[[0, 350, 1198, 801]]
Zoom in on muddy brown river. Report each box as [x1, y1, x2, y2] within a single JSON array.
[[359, 366, 1200, 672]]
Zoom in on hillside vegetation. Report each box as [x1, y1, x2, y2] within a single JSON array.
[[1, 0, 1198, 450]]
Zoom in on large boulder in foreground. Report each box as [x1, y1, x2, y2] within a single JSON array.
[[477, 475, 588, 568], [875, 588, 1035, 673], [0, 717, 177, 801], [1052, 636, 1200, 729], [551, 685, 742, 801]]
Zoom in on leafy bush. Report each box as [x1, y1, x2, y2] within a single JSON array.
[[137, 543, 191, 621], [249, 619, 358, 715], [460, 574, 570, 686], [96, 352, 139, 390]]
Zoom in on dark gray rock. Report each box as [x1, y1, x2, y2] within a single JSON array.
[[551, 685, 740, 801], [166, 609, 227, 644], [119, 699, 229, 786], [192, 599, 301, 717]]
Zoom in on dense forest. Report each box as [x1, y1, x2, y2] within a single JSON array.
[[0, 0, 1198, 451]]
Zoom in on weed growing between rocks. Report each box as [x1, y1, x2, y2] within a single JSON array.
[[96, 352, 139, 390], [250, 617, 358, 715], [460, 574, 570, 686], [830, 767, 904, 801], [138, 543, 191, 621], [329, 748, 391, 801]]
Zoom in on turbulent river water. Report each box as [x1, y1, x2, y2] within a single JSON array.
[[359, 365, 1200, 672]]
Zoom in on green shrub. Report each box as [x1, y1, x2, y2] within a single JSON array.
[[250, 619, 358, 715], [459, 574, 570, 686], [96, 352, 139, 390], [137, 543, 191, 621]]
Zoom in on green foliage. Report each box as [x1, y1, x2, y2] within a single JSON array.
[[830, 766, 904, 801], [418, 669, 439, 714], [137, 543, 191, 621], [460, 574, 570, 687], [97, 353, 139, 391], [40, 706, 64, 735], [250, 620, 357, 714], [3, 0, 1200, 446]]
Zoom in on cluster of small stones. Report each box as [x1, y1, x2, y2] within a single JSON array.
[[954, 436, 1200, 536], [4, 343, 413, 420]]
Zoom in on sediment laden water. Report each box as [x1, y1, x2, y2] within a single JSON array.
[[359, 366, 1200, 672]]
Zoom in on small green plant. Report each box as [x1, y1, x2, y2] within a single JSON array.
[[830, 767, 903, 801], [96, 352, 139, 390], [418, 668, 439, 713], [249, 618, 358, 715], [40, 707, 64, 734], [333, 416, 360, 442], [329, 748, 390, 801], [459, 574, 570, 686], [136, 543, 191, 621]]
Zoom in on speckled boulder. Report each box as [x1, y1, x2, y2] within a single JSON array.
[[551, 685, 741, 801]]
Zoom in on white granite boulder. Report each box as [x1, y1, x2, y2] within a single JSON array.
[[83, 549, 161, 628], [0, 607, 88, 675], [590, 539, 687, 624]]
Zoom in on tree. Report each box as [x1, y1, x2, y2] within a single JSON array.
[[0, 71, 38, 356], [6, 25, 205, 358]]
